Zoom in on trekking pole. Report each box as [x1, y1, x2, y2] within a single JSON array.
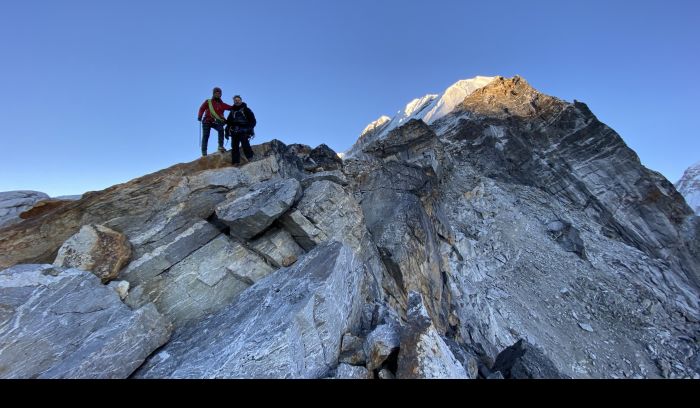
[[198, 120, 202, 153]]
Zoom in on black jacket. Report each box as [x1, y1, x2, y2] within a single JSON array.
[[226, 102, 257, 128]]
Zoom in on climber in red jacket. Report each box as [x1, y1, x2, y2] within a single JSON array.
[[197, 87, 233, 156]]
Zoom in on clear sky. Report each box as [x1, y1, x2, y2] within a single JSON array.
[[1, 0, 698, 196]]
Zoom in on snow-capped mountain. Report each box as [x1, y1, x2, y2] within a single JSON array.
[[676, 161, 700, 215], [346, 75, 496, 157]]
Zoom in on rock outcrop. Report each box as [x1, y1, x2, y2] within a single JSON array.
[[1, 75, 698, 379], [0, 264, 171, 378], [0, 190, 49, 229]]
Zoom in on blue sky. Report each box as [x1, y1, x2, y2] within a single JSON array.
[[1, 0, 698, 196]]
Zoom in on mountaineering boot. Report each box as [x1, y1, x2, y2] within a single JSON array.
[[218, 146, 226, 153]]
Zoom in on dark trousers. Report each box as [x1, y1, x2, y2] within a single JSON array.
[[201, 122, 225, 154], [231, 130, 254, 164]]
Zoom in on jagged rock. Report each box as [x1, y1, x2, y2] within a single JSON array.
[[288, 143, 343, 172], [361, 302, 403, 333], [578, 322, 594, 333], [0, 264, 171, 378], [363, 119, 438, 160], [356, 159, 449, 331], [378, 368, 395, 379], [279, 209, 328, 251], [120, 220, 221, 287], [0, 190, 50, 229], [294, 180, 364, 249], [444, 338, 480, 379], [335, 363, 372, 379], [134, 241, 363, 378], [546, 220, 586, 259], [108, 280, 130, 300], [250, 227, 305, 268], [301, 170, 348, 188], [339, 333, 366, 365], [2, 76, 699, 379], [309, 144, 343, 172], [345, 76, 496, 159], [216, 178, 302, 240], [492, 339, 568, 379], [53, 224, 132, 283], [364, 324, 400, 370], [0, 140, 294, 271], [125, 234, 273, 326], [396, 292, 469, 379], [487, 371, 504, 379], [454, 77, 697, 284], [293, 179, 389, 307]]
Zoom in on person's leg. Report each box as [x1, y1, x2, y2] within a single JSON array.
[[231, 132, 242, 164], [241, 132, 254, 160], [215, 123, 225, 152], [201, 123, 212, 155]]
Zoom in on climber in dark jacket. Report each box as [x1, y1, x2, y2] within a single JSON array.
[[226, 95, 257, 165]]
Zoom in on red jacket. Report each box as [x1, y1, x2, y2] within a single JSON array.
[[198, 98, 233, 123]]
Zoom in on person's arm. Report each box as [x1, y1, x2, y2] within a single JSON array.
[[197, 100, 207, 120]]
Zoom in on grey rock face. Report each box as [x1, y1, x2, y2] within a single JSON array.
[[363, 119, 438, 160], [294, 179, 389, 307], [301, 170, 348, 188], [216, 178, 302, 240], [2, 77, 699, 379], [108, 280, 130, 300], [134, 241, 363, 378], [378, 368, 395, 379], [546, 220, 586, 259], [120, 220, 221, 287], [396, 292, 469, 379], [339, 333, 367, 365], [250, 227, 305, 268], [0, 190, 49, 229], [444, 337, 480, 379], [487, 371, 505, 379], [279, 209, 328, 251], [125, 234, 273, 326], [345, 76, 700, 378], [54, 224, 132, 282], [431, 77, 700, 378], [288, 143, 343, 173], [492, 339, 568, 379], [351, 157, 450, 332], [335, 363, 372, 379], [364, 324, 400, 370], [451, 77, 697, 285], [0, 141, 290, 270], [0, 264, 171, 378], [296, 180, 364, 249]]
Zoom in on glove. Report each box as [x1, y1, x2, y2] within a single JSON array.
[[197, 117, 202, 122]]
